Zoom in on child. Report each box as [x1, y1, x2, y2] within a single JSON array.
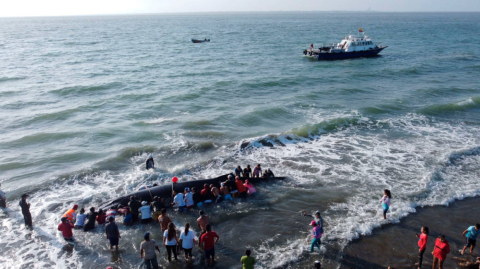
[[380, 189, 392, 219], [310, 220, 322, 252]]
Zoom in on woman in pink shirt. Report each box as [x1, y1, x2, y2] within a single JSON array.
[[243, 179, 256, 195], [415, 226, 428, 269]]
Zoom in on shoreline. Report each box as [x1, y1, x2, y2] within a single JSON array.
[[339, 196, 480, 269]]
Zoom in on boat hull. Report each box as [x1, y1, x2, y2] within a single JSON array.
[[100, 174, 285, 210], [316, 47, 386, 60]]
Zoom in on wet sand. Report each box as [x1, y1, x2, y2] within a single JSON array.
[[340, 197, 480, 269]]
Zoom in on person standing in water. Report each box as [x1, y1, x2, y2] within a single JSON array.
[[105, 217, 121, 250], [19, 194, 32, 227], [415, 226, 429, 269], [163, 222, 179, 262], [74, 208, 87, 229], [234, 166, 243, 177], [461, 223, 480, 255], [140, 232, 161, 269], [432, 234, 450, 269], [243, 165, 252, 179], [310, 220, 322, 252], [172, 190, 186, 212], [63, 204, 78, 224], [146, 155, 154, 170], [241, 249, 255, 269], [380, 189, 392, 219], [128, 196, 141, 223], [303, 211, 324, 233], [96, 209, 106, 225], [0, 183, 6, 208], [253, 164, 262, 178], [197, 210, 209, 237], [58, 217, 75, 241], [200, 224, 219, 266], [83, 207, 98, 231], [180, 223, 196, 260], [158, 208, 171, 232]]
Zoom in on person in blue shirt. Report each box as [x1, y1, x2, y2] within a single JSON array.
[[123, 209, 133, 226], [461, 223, 480, 255], [234, 166, 243, 177]]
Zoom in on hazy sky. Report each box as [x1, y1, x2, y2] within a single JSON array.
[[1, 0, 479, 17]]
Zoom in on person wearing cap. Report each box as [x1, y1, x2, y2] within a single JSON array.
[[58, 217, 75, 241], [140, 231, 161, 269], [74, 208, 87, 229], [210, 184, 222, 203], [220, 182, 232, 201], [172, 190, 186, 212], [140, 201, 153, 223], [184, 188, 194, 209], [19, 194, 32, 227], [243, 179, 256, 196], [146, 155, 155, 170], [84, 207, 98, 231], [62, 204, 78, 224], [235, 176, 248, 199], [310, 220, 322, 252], [105, 217, 121, 250], [303, 211, 324, 233], [0, 183, 6, 208], [314, 260, 321, 269], [151, 197, 165, 222], [128, 196, 141, 223], [241, 249, 255, 269]]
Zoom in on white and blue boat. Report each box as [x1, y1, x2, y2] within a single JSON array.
[[304, 29, 387, 60]]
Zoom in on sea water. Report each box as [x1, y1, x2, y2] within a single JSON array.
[[1, 12, 480, 268]]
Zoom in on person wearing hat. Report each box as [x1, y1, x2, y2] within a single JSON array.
[[0, 183, 6, 208], [19, 194, 32, 227], [58, 217, 75, 241], [184, 188, 194, 209], [128, 196, 141, 223], [62, 204, 78, 224], [105, 216, 121, 250], [140, 231, 161, 269], [243, 179, 256, 196], [310, 220, 322, 252], [240, 249, 255, 269], [151, 197, 165, 222], [146, 155, 155, 170], [140, 201, 153, 223]]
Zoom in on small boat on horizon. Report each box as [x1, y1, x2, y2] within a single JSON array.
[[192, 38, 210, 43], [303, 29, 387, 60]]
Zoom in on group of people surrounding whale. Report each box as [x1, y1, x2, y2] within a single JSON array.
[[1, 167, 480, 269]]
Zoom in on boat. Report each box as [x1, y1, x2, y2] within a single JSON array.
[[303, 29, 387, 60], [192, 39, 210, 43], [100, 174, 285, 210]]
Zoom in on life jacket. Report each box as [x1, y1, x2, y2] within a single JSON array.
[[63, 208, 76, 221]]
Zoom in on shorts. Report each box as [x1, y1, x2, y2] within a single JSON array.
[[466, 238, 476, 248], [108, 237, 119, 246], [184, 248, 192, 257], [204, 247, 215, 259], [382, 204, 389, 215], [152, 211, 161, 220], [177, 206, 187, 212], [197, 202, 203, 207], [141, 218, 153, 224]]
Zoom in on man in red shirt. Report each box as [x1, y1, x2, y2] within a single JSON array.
[[200, 224, 219, 265], [58, 217, 74, 241]]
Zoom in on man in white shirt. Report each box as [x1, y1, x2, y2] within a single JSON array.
[[0, 183, 6, 208], [140, 201, 153, 224], [172, 190, 186, 212], [184, 188, 194, 210], [140, 232, 161, 269]]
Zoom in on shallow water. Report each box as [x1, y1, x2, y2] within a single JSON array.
[[1, 12, 480, 269]]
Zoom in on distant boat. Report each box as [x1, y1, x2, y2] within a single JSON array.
[[303, 29, 387, 60], [192, 39, 210, 43]]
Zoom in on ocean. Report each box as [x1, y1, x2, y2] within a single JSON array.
[[1, 12, 480, 269]]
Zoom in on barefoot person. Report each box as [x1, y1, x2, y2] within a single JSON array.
[[451, 257, 480, 269], [163, 222, 178, 262], [19, 194, 32, 227], [310, 220, 322, 252], [140, 232, 161, 269], [461, 224, 480, 255], [303, 211, 324, 233], [158, 208, 171, 232], [432, 235, 450, 269], [380, 189, 392, 219], [416, 226, 429, 269], [197, 210, 209, 237], [200, 224, 219, 266]]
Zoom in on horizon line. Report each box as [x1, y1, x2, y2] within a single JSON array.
[[1, 10, 480, 19]]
